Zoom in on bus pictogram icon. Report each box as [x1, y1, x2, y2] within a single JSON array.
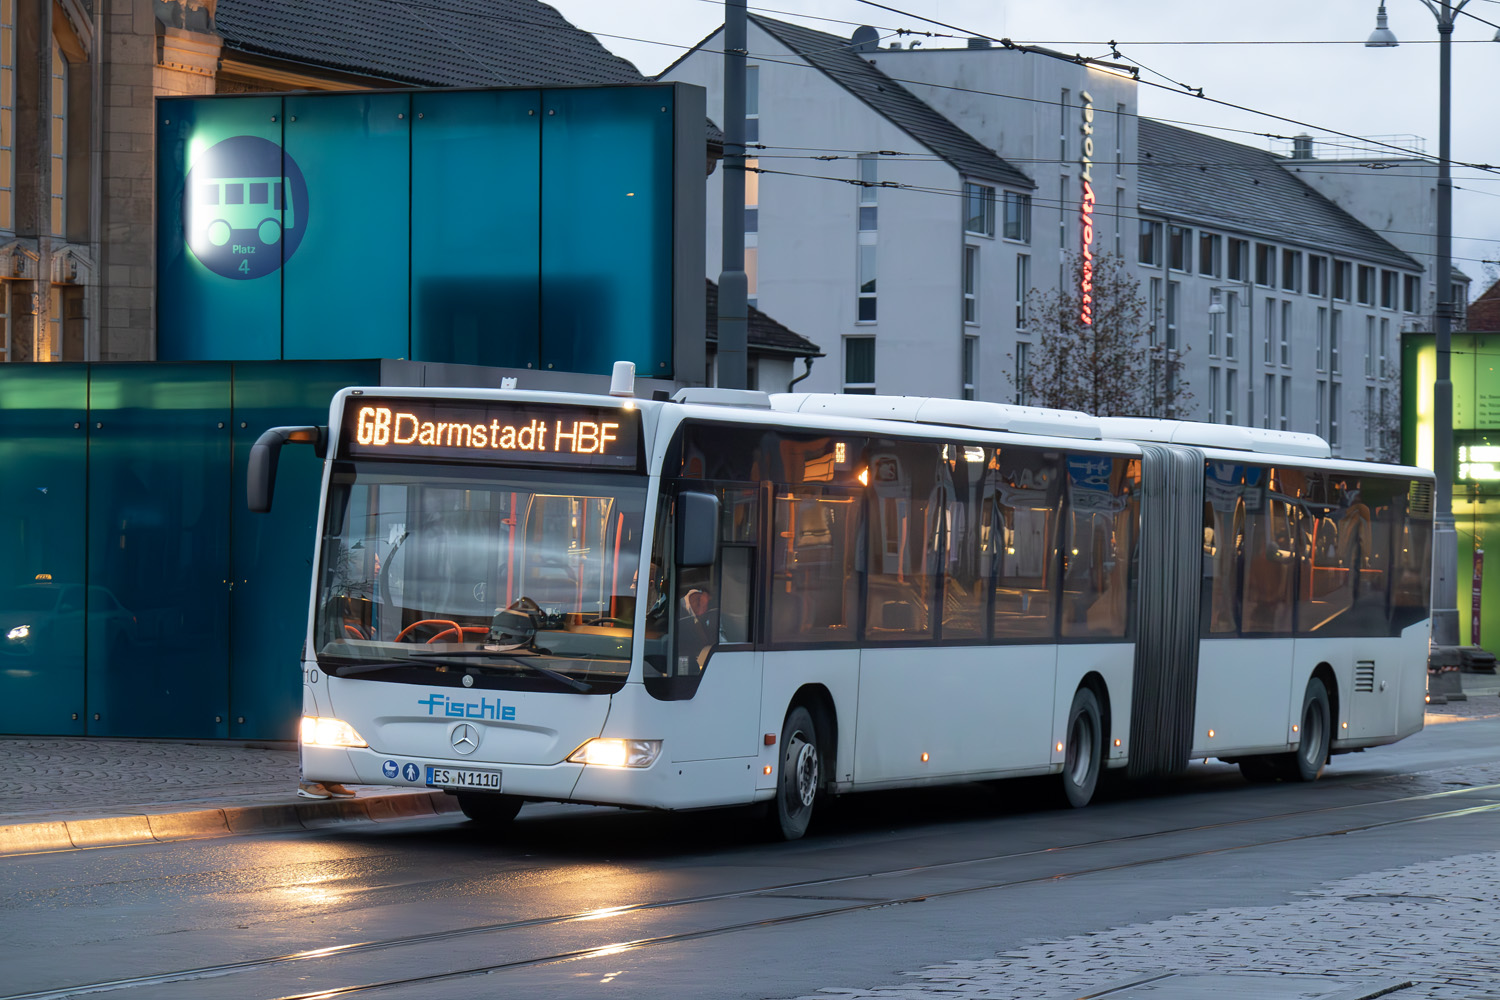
[[182, 135, 308, 280]]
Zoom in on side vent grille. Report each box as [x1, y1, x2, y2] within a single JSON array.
[[1409, 480, 1434, 518], [1355, 660, 1376, 693]]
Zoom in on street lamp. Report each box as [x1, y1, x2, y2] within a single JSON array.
[[1366, 1, 1468, 675]]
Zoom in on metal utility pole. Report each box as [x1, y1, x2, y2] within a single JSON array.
[[1367, 1, 1469, 680], [717, 0, 749, 390]]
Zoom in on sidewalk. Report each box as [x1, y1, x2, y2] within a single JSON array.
[[3, 670, 1497, 857], [0, 737, 459, 856]]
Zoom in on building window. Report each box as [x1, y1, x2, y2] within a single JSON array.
[[1115, 103, 1125, 175], [1278, 301, 1291, 365], [1114, 188, 1124, 256], [1247, 374, 1255, 430], [1058, 179, 1067, 257], [1060, 88, 1070, 161], [1263, 373, 1275, 429], [1208, 309, 1219, 358], [1381, 269, 1398, 310], [1225, 291, 1237, 360], [1280, 376, 1290, 431], [1209, 367, 1220, 424], [965, 183, 996, 237], [1255, 243, 1276, 287], [1365, 386, 1377, 451], [857, 155, 877, 231], [45, 285, 62, 360], [1404, 274, 1421, 313], [1015, 341, 1030, 406], [1015, 253, 1030, 328], [962, 335, 977, 400], [1331, 309, 1342, 373], [1316, 306, 1328, 371], [744, 157, 758, 234], [744, 64, 759, 142], [50, 37, 67, 239], [1357, 265, 1374, 305], [1166, 280, 1179, 350], [1226, 369, 1238, 425], [1316, 380, 1326, 437], [0, 282, 9, 361], [0, 0, 12, 232], [1139, 220, 1162, 266], [1001, 191, 1029, 242], [1199, 232, 1221, 277], [745, 245, 757, 309], [1228, 238, 1248, 282], [1281, 249, 1301, 293], [1379, 317, 1390, 371], [1365, 316, 1377, 377], [962, 245, 978, 323], [1453, 282, 1468, 327], [1149, 278, 1163, 347], [1263, 298, 1275, 363], [1333, 260, 1351, 301], [844, 336, 875, 393], [856, 244, 876, 322], [1308, 255, 1327, 297], [1329, 382, 1341, 447], [1168, 226, 1190, 271]]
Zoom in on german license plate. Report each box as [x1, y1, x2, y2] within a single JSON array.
[[425, 766, 502, 790]]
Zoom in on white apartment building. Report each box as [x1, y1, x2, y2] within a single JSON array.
[[663, 18, 1442, 460]]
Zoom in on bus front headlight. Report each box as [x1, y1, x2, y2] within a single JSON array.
[[567, 738, 661, 768], [301, 716, 368, 748]]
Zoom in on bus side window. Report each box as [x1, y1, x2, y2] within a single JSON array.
[[717, 485, 759, 644]]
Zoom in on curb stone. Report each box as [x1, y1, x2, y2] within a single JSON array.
[[0, 791, 462, 856]]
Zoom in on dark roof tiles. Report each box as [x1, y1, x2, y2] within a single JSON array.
[[214, 0, 645, 87], [1138, 118, 1417, 270], [705, 280, 823, 357], [748, 17, 1033, 191]]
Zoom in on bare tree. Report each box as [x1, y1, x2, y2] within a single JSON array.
[[1009, 250, 1190, 417], [1359, 359, 1403, 463]]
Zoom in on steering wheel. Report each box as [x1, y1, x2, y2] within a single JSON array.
[[395, 618, 463, 643]]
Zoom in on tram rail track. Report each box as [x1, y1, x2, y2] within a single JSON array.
[[10, 780, 1500, 1000]]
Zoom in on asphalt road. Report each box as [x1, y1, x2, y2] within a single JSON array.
[[5, 704, 1500, 1000]]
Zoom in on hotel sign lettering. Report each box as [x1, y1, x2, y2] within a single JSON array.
[[1078, 91, 1096, 327]]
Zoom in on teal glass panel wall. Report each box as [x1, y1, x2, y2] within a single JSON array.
[[157, 97, 286, 361], [229, 361, 379, 740], [411, 90, 541, 369], [0, 366, 88, 735], [282, 93, 412, 360], [86, 365, 233, 738], [540, 87, 675, 377]]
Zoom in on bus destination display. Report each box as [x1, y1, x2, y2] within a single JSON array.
[[342, 398, 640, 469]]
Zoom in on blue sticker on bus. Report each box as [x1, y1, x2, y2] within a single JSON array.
[[401, 762, 420, 782], [382, 760, 399, 778]]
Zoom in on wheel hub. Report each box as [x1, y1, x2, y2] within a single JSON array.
[[792, 738, 818, 808]]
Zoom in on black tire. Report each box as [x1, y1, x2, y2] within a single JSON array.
[[455, 792, 524, 828], [1237, 755, 1285, 783], [1061, 687, 1103, 808], [767, 706, 821, 841], [1290, 678, 1332, 782]]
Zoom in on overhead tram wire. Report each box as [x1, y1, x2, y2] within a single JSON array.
[[743, 162, 1500, 264], [396, 0, 1499, 177], [845, 0, 1500, 176]]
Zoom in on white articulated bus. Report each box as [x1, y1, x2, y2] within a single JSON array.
[[249, 383, 1433, 839]]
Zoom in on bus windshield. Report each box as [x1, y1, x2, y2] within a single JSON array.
[[313, 462, 647, 692]]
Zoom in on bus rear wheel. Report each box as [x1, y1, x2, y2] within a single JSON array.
[[767, 706, 821, 841], [1290, 678, 1332, 782], [455, 791, 524, 828], [1060, 687, 1103, 808]]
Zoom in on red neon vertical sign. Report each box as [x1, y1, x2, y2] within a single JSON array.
[[1079, 91, 1095, 326]]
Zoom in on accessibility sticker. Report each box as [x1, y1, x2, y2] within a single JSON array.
[[401, 762, 420, 782], [382, 759, 399, 779]]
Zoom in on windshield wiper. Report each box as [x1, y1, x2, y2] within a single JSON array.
[[321, 660, 409, 677], [407, 648, 593, 692]]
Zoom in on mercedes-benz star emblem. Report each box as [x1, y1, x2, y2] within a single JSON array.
[[450, 723, 480, 755]]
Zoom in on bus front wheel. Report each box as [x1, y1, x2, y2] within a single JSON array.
[[1290, 678, 1332, 782], [455, 791, 524, 828], [767, 706, 821, 841], [1061, 687, 1103, 808]]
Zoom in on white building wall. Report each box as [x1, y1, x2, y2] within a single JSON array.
[[665, 26, 1032, 401]]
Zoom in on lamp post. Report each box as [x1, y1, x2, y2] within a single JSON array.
[[1367, 2, 1467, 674]]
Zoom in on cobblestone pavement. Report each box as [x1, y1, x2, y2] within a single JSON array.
[[789, 850, 1500, 999], [0, 738, 301, 822]]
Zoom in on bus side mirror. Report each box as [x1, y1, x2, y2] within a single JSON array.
[[248, 425, 327, 513], [676, 491, 720, 568]]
